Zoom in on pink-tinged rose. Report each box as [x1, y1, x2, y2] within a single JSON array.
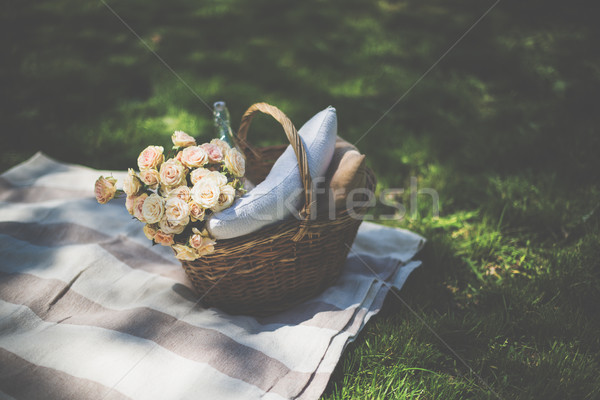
[[189, 231, 204, 249], [171, 131, 196, 148], [143, 224, 158, 240], [190, 167, 211, 185], [159, 159, 187, 187], [172, 244, 198, 261], [210, 138, 231, 155], [133, 193, 148, 222], [191, 179, 220, 210], [159, 214, 186, 235], [167, 185, 191, 202], [190, 228, 216, 256], [95, 176, 117, 204], [123, 168, 143, 196], [213, 184, 236, 212], [175, 151, 183, 163], [154, 230, 174, 246], [181, 146, 208, 168], [165, 197, 190, 226], [140, 168, 160, 188], [125, 195, 136, 215], [224, 148, 245, 177], [141, 193, 164, 224], [189, 201, 205, 222], [204, 170, 228, 188], [200, 143, 223, 163], [137, 146, 164, 170]]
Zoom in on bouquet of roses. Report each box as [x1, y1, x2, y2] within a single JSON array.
[[94, 131, 245, 261]]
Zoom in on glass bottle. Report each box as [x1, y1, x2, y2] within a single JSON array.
[[213, 101, 236, 147]]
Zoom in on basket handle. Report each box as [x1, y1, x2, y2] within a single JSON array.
[[236, 103, 313, 241]]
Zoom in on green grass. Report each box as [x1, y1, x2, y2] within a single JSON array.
[[2, 0, 600, 398]]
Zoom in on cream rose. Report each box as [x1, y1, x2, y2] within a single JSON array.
[[154, 230, 174, 246], [140, 168, 160, 189], [159, 214, 186, 235], [94, 176, 117, 204], [189, 201, 206, 222], [197, 240, 216, 256], [164, 197, 190, 226], [200, 143, 224, 163], [180, 146, 208, 168], [213, 184, 236, 212], [141, 193, 164, 224], [190, 167, 211, 185], [224, 148, 245, 177], [203, 170, 228, 188], [167, 185, 191, 202], [172, 244, 198, 261], [210, 138, 231, 154], [191, 180, 221, 210], [123, 168, 143, 196], [133, 193, 148, 222], [137, 146, 164, 170], [172, 131, 196, 148], [143, 224, 158, 240], [159, 159, 187, 187]]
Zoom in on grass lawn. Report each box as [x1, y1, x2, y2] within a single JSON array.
[[2, 0, 599, 398]]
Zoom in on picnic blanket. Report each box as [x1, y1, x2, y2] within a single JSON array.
[[0, 153, 425, 400]]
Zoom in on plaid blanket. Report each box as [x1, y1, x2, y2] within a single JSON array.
[[0, 153, 424, 400]]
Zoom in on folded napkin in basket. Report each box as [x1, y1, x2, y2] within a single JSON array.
[[207, 106, 337, 239], [321, 136, 367, 211]]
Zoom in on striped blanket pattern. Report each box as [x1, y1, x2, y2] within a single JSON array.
[[0, 153, 424, 400]]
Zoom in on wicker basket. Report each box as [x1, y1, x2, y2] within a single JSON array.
[[181, 103, 376, 315]]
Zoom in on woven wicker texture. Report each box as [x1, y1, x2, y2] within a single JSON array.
[[181, 103, 376, 315]]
